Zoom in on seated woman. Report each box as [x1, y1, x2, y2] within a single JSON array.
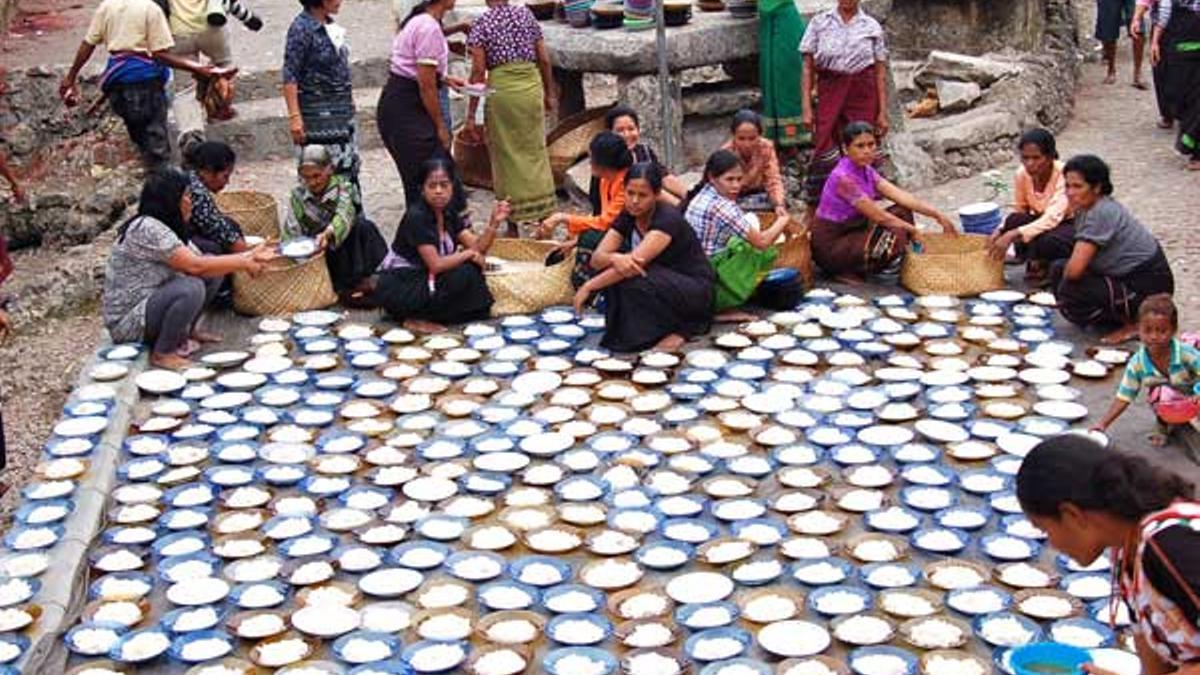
[[102, 168, 274, 370], [284, 146, 388, 306], [539, 131, 632, 288], [1053, 154, 1174, 345], [375, 157, 506, 332], [722, 109, 788, 219], [684, 149, 794, 320], [812, 122, 956, 282], [573, 162, 715, 353], [599, 105, 688, 206], [987, 128, 1075, 283], [184, 140, 248, 255]]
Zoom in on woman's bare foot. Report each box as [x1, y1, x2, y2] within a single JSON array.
[[1100, 323, 1139, 345], [653, 333, 686, 352], [177, 339, 201, 357], [1149, 432, 1168, 447], [1103, 72, 1117, 85], [1187, 160, 1200, 172], [403, 319, 446, 334], [1132, 79, 1148, 90], [191, 329, 223, 344], [1157, 118, 1173, 129], [151, 352, 193, 370], [714, 310, 757, 323]]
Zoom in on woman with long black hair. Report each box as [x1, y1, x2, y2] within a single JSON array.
[[1016, 435, 1200, 675], [102, 168, 275, 369]]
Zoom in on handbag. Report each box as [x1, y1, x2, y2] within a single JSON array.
[[710, 237, 777, 312]]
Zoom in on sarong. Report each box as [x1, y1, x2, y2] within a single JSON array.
[[759, 0, 809, 148], [998, 212, 1076, 264], [803, 66, 879, 205], [485, 62, 557, 222], [1050, 246, 1175, 329], [810, 205, 913, 277], [378, 73, 444, 206], [1163, 9, 1200, 159]]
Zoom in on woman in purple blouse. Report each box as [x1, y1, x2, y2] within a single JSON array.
[[811, 122, 956, 282]]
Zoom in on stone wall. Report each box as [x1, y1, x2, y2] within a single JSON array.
[[888, 0, 1081, 185], [887, 0, 1045, 56]]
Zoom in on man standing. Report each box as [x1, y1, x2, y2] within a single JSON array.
[[167, 0, 263, 124], [58, 0, 230, 167]]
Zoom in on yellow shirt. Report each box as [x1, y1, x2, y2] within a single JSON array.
[[85, 0, 175, 52], [168, 0, 210, 37]]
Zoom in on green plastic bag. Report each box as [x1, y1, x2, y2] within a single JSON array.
[[711, 237, 777, 312]]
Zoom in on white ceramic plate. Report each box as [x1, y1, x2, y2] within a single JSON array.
[[666, 572, 734, 604], [757, 620, 832, 657], [915, 419, 970, 444], [136, 370, 188, 395]]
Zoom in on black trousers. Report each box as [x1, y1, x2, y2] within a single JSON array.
[[107, 80, 171, 168]]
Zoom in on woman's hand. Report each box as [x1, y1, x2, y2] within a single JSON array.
[[543, 85, 557, 113], [802, 107, 813, 130], [437, 126, 451, 151], [572, 284, 593, 315], [773, 204, 789, 220], [445, 75, 468, 90], [0, 309, 11, 344], [460, 120, 481, 143], [1082, 664, 1120, 675], [988, 229, 1019, 261], [490, 200, 512, 228], [876, 111, 890, 138], [1151, 40, 1162, 66], [288, 115, 305, 145], [611, 253, 645, 279], [935, 213, 958, 237], [537, 214, 565, 239], [466, 249, 487, 267]]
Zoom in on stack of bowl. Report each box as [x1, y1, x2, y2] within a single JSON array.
[[664, 0, 692, 25], [591, 1, 624, 28], [958, 201, 1003, 235], [563, 0, 595, 27], [624, 0, 655, 30]]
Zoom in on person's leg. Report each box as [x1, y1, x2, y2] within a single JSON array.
[[110, 82, 171, 168], [143, 276, 207, 368], [1129, 0, 1147, 87]]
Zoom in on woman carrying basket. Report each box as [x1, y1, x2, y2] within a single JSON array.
[[811, 122, 956, 282], [283, 146, 388, 306], [375, 157, 507, 332]]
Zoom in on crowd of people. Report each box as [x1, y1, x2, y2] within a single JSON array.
[[40, 0, 1186, 367]]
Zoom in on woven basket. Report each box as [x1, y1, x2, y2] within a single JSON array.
[[452, 129, 493, 190], [233, 253, 338, 316], [214, 191, 279, 240], [900, 233, 1005, 297], [754, 212, 814, 288], [546, 106, 611, 188], [485, 238, 574, 316]]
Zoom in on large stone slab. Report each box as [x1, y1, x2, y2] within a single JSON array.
[[914, 50, 1024, 89], [935, 79, 983, 113]]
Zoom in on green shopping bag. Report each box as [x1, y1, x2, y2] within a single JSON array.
[[711, 237, 777, 312]]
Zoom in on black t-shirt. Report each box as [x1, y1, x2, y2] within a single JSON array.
[[390, 206, 465, 270], [611, 203, 714, 282]]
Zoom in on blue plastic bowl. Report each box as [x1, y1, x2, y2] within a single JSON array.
[[1008, 642, 1093, 675]]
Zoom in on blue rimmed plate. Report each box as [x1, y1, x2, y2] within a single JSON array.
[[543, 646, 617, 675], [807, 585, 873, 617], [700, 657, 772, 675], [401, 639, 469, 673], [684, 626, 752, 662], [161, 604, 223, 634], [633, 540, 695, 571], [167, 629, 235, 662], [981, 534, 1042, 561], [1047, 618, 1116, 648], [109, 627, 172, 663], [847, 645, 919, 675], [508, 555, 572, 588], [15, 498, 74, 526], [444, 551, 505, 583], [899, 486, 958, 512], [228, 581, 289, 610], [1060, 573, 1113, 601], [861, 563, 920, 589], [890, 443, 942, 464], [542, 584, 605, 614], [660, 518, 719, 545], [332, 630, 401, 664], [865, 507, 923, 534], [934, 505, 992, 531], [277, 532, 339, 558], [477, 580, 539, 612], [65, 621, 126, 656], [546, 612, 613, 646], [3, 524, 63, 551]]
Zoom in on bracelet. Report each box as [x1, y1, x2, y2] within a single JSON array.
[[288, 112, 302, 120]]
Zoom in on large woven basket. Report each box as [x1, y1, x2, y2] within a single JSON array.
[[233, 254, 338, 316], [485, 238, 574, 316], [214, 190, 279, 240], [452, 129, 493, 190], [546, 106, 611, 188], [900, 233, 1005, 297], [757, 212, 814, 288]]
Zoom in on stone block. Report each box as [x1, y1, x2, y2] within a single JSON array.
[[915, 50, 1024, 89], [681, 82, 761, 117], [935, 79, 983, 113]]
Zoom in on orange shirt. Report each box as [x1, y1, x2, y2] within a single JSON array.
[[1013, 160, 1071, 242], [723, 137, 786, 207], [567, 168, 628, 235]]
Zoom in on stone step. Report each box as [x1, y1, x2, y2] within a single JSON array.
[[233, 56, 392, 104]]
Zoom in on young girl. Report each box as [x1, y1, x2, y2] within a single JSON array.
[[1092, 294, 1200, 449], [600, 106, 688, 206], [374, 157, 507, 332]]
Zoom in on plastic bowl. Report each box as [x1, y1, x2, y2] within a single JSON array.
[[1154, 398, 1199, 425], [1008, 642, 1092, 675]]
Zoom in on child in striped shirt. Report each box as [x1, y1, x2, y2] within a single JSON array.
[[1092, 294, 1200, 450]]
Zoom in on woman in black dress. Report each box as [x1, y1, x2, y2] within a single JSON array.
[[573, 162, 715, 353], [374, 157, 509, 332]]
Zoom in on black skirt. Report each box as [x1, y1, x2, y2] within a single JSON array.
[[325, 215, 388, 292], [1051, 246, 1175, 328], [374, 264, 494, 325], [601, 264, 714, 353], [377, 74, 443, 205]]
